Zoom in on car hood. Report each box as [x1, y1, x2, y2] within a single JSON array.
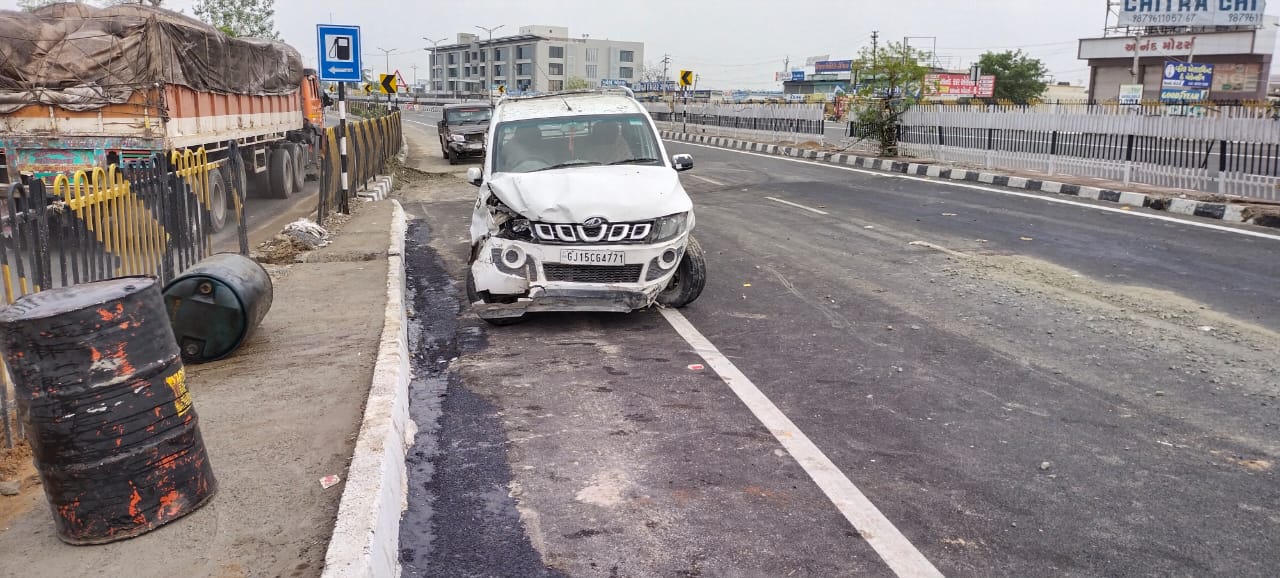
[[486, 166, 692, 223]]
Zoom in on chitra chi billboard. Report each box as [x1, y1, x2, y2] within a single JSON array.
[[1117, 0, 1267, 27]]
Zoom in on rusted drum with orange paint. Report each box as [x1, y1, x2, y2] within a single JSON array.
[[0, 276, 216, 545]]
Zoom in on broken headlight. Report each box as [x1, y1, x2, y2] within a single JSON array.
[[487, 196, 533, 242], [648, 212, 689, 243]]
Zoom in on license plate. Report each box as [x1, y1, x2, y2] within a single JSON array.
[[560, 249, 625, 265]]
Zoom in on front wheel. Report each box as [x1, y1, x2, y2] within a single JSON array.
[[466, 267, 526, 326], [657, 236, 706, 308]]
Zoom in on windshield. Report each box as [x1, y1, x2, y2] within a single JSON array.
[[445, 107, 492, 124], [492, 113, 663, 174]]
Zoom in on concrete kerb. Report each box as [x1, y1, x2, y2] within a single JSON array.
[[321, 200, 412, 578], [660, 130, 1271, 227]]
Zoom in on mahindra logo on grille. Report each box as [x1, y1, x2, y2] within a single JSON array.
[[534, 221, 652, 243]]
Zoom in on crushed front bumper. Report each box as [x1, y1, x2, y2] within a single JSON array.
[[470, 235, 687, 319]]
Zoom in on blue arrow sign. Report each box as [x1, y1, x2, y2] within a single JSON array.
[[317, 24, 362, 83]]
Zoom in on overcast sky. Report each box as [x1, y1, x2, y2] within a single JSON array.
[[6, 0, 1279, 88]]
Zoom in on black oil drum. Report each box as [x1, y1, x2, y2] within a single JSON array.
[[163, 253, 273, 364], [0, 276, 217, 545]]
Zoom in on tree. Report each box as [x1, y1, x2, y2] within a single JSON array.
[[977, 50, 1048, 103], [193, 0, 279, 39], [849, 41, 933, 156], [564, 77, 592, 90], [638, 61, 667, 83]]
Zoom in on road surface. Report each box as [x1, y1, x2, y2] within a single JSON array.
[[395, 117, 1280, 577]]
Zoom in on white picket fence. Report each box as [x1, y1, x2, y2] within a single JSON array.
[[644, 102, 825, 121], [897, 103, 1280, 201]]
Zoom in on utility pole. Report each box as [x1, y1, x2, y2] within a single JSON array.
[[660, 54, 672, 99], [423, 37, 447, 96], [410, 64, 418, 86], [376, 46, 396, 106], [476, 25, 505, 103]]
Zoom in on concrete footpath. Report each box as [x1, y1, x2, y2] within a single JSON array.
[[0, 199, 405, 578]]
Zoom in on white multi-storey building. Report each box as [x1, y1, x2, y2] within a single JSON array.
[[429, 25, 644, 95]]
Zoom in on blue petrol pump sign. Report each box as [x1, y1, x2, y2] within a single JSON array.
[[317, 24, 362, 83], [1161, 61, 1213, 102]]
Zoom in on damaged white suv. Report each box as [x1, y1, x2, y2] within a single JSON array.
[[464, 88, 706, 325]]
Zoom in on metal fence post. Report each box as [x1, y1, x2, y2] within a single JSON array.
[[1216, 139, 1228, 194], [1124, 133, 1138, 185]]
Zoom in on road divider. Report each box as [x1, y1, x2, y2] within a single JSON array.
[[318, 112, 404, 223], [322, 200, 412, 578]]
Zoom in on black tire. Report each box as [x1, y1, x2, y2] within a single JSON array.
[[440, 138, 449, 159], [229, 155, 248, 207], [657, 236, 707, 308], [466, 267, 526, 326], [289, 143, 306, 192], [447, 148, 459, 165], [205, 167, 228, 233], [267, 147, 294, 199]]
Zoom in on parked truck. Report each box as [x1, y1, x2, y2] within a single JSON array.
[[0, 3, 326, 231]]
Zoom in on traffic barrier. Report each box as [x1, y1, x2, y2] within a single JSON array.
[[317, 111, 403, 223], [0, 145, 248, 449], [0, 276, 217, 544]]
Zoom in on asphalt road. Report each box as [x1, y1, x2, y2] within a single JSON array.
[[396, 120, 1280, 577]]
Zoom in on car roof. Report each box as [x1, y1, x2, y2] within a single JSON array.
[[443, 103, 492, 110], [494, 93, 647, 123]]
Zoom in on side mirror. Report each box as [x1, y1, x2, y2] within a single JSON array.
[[671, 153, 694, 172], [466, 167, 483, 187]]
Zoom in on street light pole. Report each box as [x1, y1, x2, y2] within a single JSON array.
[[375, 46, 398, 107], [475, 25, 505, 103], [424, 36, 447, 96]]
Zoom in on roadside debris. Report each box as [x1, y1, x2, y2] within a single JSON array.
[[320, 475, 342, 489], [0, 479, 19, 496], [687, 364, 705, 371], [283, 219, 330, 249]]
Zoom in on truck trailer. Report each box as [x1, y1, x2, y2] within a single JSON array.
[[0, 3, 326, 231]]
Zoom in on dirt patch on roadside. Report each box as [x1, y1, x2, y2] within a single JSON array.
[[1, 441, 40, 531]]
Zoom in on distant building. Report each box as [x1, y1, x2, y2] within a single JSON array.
[[1042, 82, 1089, 102], [1078, 11, 1278, 103], [429, 25, 643, 95]]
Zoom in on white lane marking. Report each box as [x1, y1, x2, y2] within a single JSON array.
[[659, 308, 945, 578], [687, 174, 727, 187], [766, 196, 830, 215], [672, 141, 1280, 244], [908, 240, 971, 259]]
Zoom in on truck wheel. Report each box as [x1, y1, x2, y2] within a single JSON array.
[[206, 167, 228, 233], [268, 147, 294, 199], [440, 138, 449, 159], [447, 148, 459, 165], [466, 267, 526, 326], [289, 143, 306, 192], [657, 236, 706, 308]]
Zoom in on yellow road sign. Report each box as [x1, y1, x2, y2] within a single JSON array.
[[362, 82, 373, 94], [679, 70, 694, 87], [379, 73, 397, 94]]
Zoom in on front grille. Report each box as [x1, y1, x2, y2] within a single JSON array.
[[543, 264, 643, 284], [534, 221, 652, 245], [465, 132, 486, 143]]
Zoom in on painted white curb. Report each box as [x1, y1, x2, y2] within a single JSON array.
[[357, 176, 395, 202], [322, 200, 412, 578]]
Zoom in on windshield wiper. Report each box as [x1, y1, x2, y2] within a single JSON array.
[[608, 157, 661, 165], [533, 161, 602, 172]]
